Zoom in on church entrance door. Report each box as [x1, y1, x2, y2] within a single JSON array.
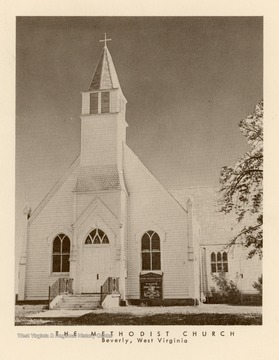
[[82, 246, 112, 293]]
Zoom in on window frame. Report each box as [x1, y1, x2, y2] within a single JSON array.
[[84, 228, 110, 246], [210, 251, 228, 273], [52, 234, 71, 274], [141, 231, 161, 272]]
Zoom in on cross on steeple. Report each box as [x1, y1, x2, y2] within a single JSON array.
[[99, 33, 111, 47]]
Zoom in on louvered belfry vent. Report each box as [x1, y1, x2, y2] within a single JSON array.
[[90, 93, 98, 114], [101, 92, 110, 113]]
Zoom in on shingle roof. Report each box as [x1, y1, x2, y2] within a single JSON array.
[[89, 46, 121, 91], [75, 165, 121, 192]]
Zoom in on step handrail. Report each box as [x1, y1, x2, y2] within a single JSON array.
[[100, 277, 120, 303], [48, 278, 73, 309]]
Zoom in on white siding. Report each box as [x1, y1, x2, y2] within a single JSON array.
[[80, 115, 118, 167], [25, 165, 80, 299], [110, 89, 119, 113], [81, 92, 90, 115], [76, 192, 120, 219], [123, 145, 198, 300]]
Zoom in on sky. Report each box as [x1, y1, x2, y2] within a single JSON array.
[[15, 17, 263, 275]]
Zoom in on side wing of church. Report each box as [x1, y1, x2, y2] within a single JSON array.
[[171, 188, 262, 301], [17, 42, 262, 307]]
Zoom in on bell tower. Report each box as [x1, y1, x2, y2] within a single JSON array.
[[80, 35, 127, 170]]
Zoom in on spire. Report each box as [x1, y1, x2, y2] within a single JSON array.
[[89, 36, 121, 91]]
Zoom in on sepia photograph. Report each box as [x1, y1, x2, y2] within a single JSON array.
[[15, 16, 263, 327]]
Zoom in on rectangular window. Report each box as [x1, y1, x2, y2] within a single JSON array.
[[142, 253, 151, 271], [53, 255, 61, 272], [152, 252, 161, 270], [211, 263, 217, 273], [101, 92, 110, 113], [62, 255, 70, 272], [90, 93, 98, 114], [210, 251, 228, 273]]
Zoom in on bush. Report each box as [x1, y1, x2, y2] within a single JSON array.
[[211, 271, 242, 305], [252, 275, 263, 296]]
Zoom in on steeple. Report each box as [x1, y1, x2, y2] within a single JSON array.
[[80, 36, 128, 168], [81, 35, 126, 117], [89, 45, 121, 91]]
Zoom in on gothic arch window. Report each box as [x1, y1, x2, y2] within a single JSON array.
[[85, 228, 109, 245], [52, 234, 70, 273], [141, 231, 161, 271], [210, 251, 228, 273]]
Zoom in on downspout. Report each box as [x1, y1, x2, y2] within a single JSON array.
[[186, 199, 195, 300], [202, 247, 208, 299], [119, 167, 128, 302], [18, 206, 31, 301]]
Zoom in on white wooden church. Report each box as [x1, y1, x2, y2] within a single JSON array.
[[18, 38, 262, 308]]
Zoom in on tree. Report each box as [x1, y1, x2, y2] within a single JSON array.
[[211, 271, 242, 304], [252, 275, 263, 296], [218, 100, 263, 258]]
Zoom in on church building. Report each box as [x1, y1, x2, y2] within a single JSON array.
[[17, 39, 262, 307]]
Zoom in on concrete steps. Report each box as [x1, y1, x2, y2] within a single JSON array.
[[54, 294, 101, 310]]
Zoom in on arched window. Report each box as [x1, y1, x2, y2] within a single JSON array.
[[85, 228, 109, 245], [141, 231, 161, 271], [52, 234, 70, 273], [222, 252, 228, 272], [210, 251, 228, 273]]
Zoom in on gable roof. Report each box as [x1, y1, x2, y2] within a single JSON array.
[[28, 156, 80, 224], [123, 143, 189, 215], [72, 196, 120, 230], [89, 46, 121, 91]]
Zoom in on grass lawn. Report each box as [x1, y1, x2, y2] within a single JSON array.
[[16, 311, 262, 326]]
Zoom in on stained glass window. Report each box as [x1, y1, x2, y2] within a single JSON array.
[[84, 228, 110, 245], [141, 231, 161, 271], [52, 234, 70, 273]]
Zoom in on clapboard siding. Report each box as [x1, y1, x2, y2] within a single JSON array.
[[80, 115, 117, 167], [76, 192, 120, 220], [110, 89, 119, 113], [81, 92, 90, 114], [123, 144, 198, 299], [25, 165, 80, 299]]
